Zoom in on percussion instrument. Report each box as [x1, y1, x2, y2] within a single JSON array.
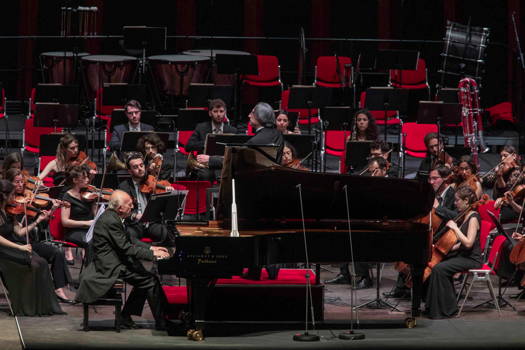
[[81, 55, 137, 97], [148, 54, 209, 96], [182, 49, 250, 84], [40, 51, 89, 84]]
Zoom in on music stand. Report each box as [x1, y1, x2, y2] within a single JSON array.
[[283, 134, 316, 161], [123, 26, 167, 82], [345, 141, 372, 173], [140, 191, 188, 223], [39, 133, 87, 157], [321, 106, 353, 131], [120, 131, 170, 153], [417, 101, 462, 143], [176, 108, 210, 131], [92, 173, 119, 189], [102, 84, 148, 107], [188, 83, 234, 108], [34, 103, 79, 131], [288, 85, 333, 133], [365, 87, 409, 141], [35, 84, 80, 104], [205, 134, 251, 156], [436, 88, 460, 103], [215, 54, 258, 123], [110, 109, 159, 131]]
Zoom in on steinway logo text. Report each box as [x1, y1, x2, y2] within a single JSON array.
[[187, 254, 229, 264]]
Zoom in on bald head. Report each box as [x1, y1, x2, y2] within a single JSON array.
[[109, 190, 134, 218]]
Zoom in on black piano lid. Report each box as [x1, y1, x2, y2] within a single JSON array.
[[218, 146, 435, 229]]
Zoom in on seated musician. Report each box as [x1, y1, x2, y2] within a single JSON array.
[[109, 99, 154, 152], [281, 142, 308, 170], [1, 152, 24, 179], [195, 102, 284, 170], [76, 190, 170, 331], [185, 98, 237, 181], [0, 179, 65, 316], [346, 109, 378, 142], [451, 155, 483, 199], [61, 165, 96, 254], [494, 166, 524, 223], [118, 153, 174, 246], [484, 145, 521, 199], [387, 165, 458, 299], [417, 132, 454, 181], [276, 110, 301, 135], [39, 133, 97, 187], [137, 133, 173, 182], [5, 168, 73, 303], [369, 141, 397, 178], [327, 157, 388, 287], [425, 186, 482, 319]]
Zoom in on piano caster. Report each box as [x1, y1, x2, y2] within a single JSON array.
[[404, 317, 417, 329], [187, 329, 204, 341]]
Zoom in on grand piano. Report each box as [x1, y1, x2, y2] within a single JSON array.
[[158, 145, 434, 336]]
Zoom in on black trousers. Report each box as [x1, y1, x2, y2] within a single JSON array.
[[340, 263, 371, 279], [119, 266, 167, 325], [64, 228, 89, 249], [32, 242, 71, 289], [425, 255, 480, 319]]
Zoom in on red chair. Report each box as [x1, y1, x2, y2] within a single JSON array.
[[324, 130, 351, 173], [174, 180, 211, 218], [48, 207, 80, 249], [389, 58, 430, 90], [23, 117, 62, 154], [177, 131, 194, 155], [242, 55, 282, 88], [281, 89, 319, 127], [401, 122, 438, 177], [38, 155, 56, 187], [314, 56, 353, 88]]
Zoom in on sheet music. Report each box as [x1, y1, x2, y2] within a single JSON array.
[[85, 204, 106, 243]]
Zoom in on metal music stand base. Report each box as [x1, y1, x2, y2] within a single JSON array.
[[355, 264, 401, 311], [293, 332, 320, 342], [339, 330, 365, 340]]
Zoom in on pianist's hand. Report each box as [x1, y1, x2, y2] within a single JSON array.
[[512, 232, 524, 241], [196, 154, 210, 165], [151, 246, 170, 260]]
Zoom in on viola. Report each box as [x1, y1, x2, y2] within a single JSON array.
[[70, 151, 97, 171], [13, 189, 70, 209], [139, 175, 172, 194], [6, 202, 41, 217], [80, 185, 114, 202], [25, 175, 48, 192]]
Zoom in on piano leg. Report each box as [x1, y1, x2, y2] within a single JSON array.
[[408, 264, 424, 327], [186, 277, 216, 340]]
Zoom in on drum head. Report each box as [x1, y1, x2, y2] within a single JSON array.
[[41, 51, 89, 57], [81, 55, 137, 63], [148, 54, 209, 63]]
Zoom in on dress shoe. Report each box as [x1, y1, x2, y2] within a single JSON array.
[[383, 288, 410, 299], [121, 315, 141, 329], [155, 319, 167, 331], [353, 277, 373, 290], [57, 296, 76, 304], [324, 274, 350, 284]]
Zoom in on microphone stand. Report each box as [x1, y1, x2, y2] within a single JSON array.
[[293, 184, 319, 342], [339, 185, 365, 340]]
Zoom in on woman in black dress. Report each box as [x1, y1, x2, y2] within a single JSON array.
[[60, 166, 96, 250], [5, 168, 73, 303], [425, 185, 482, 319], [0, 180, 64, 316]]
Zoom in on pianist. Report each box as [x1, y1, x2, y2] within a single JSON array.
[[76, 190, 170, 330]]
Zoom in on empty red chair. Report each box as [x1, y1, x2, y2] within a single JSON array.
[[281, 89, 319, 126], [324, 130, 351, 173], [314, 56, 353, 88], [174, 180, 211, 216], [389, 58, 429, 90], [23, 117, 62, 154], [242, 55, 282, 88]]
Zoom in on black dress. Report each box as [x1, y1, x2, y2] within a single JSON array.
[[62, 192, 94, 249], [425, 212, 482, 319], [0, 212, 64, 316]]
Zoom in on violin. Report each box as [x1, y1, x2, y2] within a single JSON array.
[[147, 153, 164, 177], [139, 175, 172, 194], [13, 189, 70, 209], [80, 185, 114, 202], [70, 151, 97, 171], [6, 202, 42, 217]]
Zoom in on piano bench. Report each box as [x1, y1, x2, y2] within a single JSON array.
[[83, 280, 125, 332], [163, 269, 324, 322]]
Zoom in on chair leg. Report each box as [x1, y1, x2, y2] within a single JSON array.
[[115, 302, 121, 333], [486, 277, 502, 316], [456, 274, 468, 303], [83, 304, 90, 331], [457, 274, 475, 317]]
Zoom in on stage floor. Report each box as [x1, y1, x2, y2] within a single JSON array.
[[3, 262, 525, 350]]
